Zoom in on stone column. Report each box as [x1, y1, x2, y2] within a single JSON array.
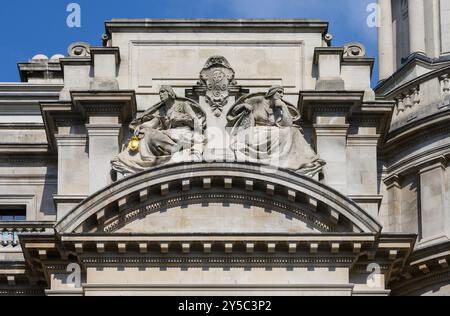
[[71, 91, 137, 194], [54, 134, 90, 218], [299, 92, 364, 195], [346, 135, 381, 219], [314, 121, 349, 194], [408, 0, 426, 54], [86, 120, 122, 194], [440, 0, 450, 55], [378, 0, 395, 80], [418, 158, 448, 246], [384, 175, 402, 232]]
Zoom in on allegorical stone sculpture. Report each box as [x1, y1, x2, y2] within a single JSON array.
[[112, 57, 325, 178], [111, 85, 205, 175], [226, 85, 325, 177]]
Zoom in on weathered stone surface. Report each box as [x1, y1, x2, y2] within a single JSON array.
[[0, 13, 449, 296]]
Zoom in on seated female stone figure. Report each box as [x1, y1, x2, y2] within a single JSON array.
[[112, 86, 205, 175], [227, 85, 325, 177]]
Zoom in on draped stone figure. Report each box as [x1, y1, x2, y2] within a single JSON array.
[[111, 86, 206, 175], [226, 85, 325, 177]]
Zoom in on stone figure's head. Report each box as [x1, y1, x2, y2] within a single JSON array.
[[266, 85, 284, 100], [159, 85, 177, 102]]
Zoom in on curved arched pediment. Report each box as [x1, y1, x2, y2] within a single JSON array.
[[55, 162, 382, 234]]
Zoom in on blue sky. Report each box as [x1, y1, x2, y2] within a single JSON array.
[[0, 0, 378, 85]]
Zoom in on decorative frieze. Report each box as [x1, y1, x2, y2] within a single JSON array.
[[440, 74, 449, 96], [394, 86, 421, 116]]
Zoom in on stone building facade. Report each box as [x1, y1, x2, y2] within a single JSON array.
[[0, 1, 449, 296]]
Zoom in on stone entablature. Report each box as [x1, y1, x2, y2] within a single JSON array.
[[20, 223, 415, 296], [390, 241, 450, 296]]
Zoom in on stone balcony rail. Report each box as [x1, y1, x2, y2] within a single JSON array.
[[0, 221, 54, 249], [384, 66, 450, 130]]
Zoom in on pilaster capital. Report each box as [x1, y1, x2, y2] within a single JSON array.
[[54, 134, 88, 147], [71, 90, 137, 123], [418, 155, 448, 175], [86, 124, 122, 137], [383, 174, 401, 189], [298, 91, 364, 123], [347, 134, 380, 147], [314, 124, 349, 137]]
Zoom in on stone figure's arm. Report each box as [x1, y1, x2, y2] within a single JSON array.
[[274, 100, 294, 127], [231, 102, 253, 115], [133, 117, 160, 136], [184, 103, 203, 129]]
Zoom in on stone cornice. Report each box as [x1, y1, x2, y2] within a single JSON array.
[[390, 241, 450, 295], [298, 91, 364, 123], [17, 231, 415, 290], [350, 101, 394, 145], [89, 47, 121, 65], [0, 123, 44, 130], [40, 101, 82, 153], [41, 92, 136, 153], [0, 154, 57, 164], [0, 83, 63, 93], [384, 149, 450, 181], [347, 195, 383, 203], [313, 47, 344, 64], [341, 57, 375, 74], [0, 143, 48, 154], [106, 19, 329, 34], [71, 90, 137, 123], [17, 61, 63, 83], [375, 57, 450, 96], [384, 108, 450, 149], [418, 156, 448, 174], [53, 195, 88, 210], [59, 57, 92, 67]]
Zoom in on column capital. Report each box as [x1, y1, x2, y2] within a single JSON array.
[[408, 0, 426, 54], [378, 0, 395, 80]]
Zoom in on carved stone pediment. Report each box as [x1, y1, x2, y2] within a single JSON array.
[[56, 163, 382, 235]]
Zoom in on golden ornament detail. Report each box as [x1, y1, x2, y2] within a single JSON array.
[[128, 135, 140, 152]]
